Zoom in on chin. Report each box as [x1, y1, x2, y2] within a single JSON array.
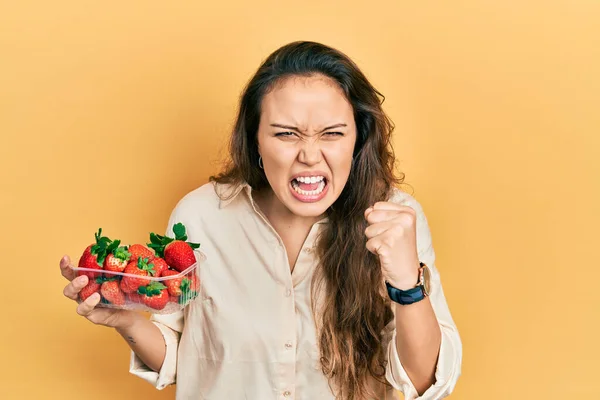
[[288, 203, 329, 218]]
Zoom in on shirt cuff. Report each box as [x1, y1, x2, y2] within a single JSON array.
[[385, 324, 461, 400], [128, 321, 180, 390]]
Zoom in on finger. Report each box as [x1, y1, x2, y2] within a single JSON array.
[[60, 255, 77, 281], [372, 201, 416, 213], [366, 209, 404, 224], [63, 275, 89, 300], [76, 292, 101, 317], [364, 220, 395, 239], [365, 236, 382, 255]]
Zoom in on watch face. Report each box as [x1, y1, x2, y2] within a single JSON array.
[[422, 264, 432, 296]]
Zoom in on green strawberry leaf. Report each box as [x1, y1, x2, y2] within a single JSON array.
[[149, 233, 163, 245], [172, 223, 187, 241], [180, 278, 190, 293], [142, 281, 167, 296], [114, 246, 131, 261], [137, 258, 156, 276]]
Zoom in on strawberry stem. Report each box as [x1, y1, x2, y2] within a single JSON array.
[[147, 223, 200, 257]]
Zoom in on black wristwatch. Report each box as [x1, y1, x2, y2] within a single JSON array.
[[386, 262, 431, 305]]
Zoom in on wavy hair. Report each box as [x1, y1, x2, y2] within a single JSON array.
[[210, 41, 405, 399]]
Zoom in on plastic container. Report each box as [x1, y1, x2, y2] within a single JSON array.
[[71, 250, 205, 314]]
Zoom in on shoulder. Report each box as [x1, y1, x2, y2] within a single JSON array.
[[387, 186, 425, 215], [165, 181, 236, 238], [171, 181, 221, 216]]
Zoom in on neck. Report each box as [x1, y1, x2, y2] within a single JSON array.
[[253, 187, 324, 230]]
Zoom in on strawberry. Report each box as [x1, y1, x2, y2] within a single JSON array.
[[186, 273, 200, 291], [78, 229, 113, 279], [101, 280, 126, 306], [128, 244, 155, 263], [161, 269, 184, 296], [165, 242, 197, 272], [151, 257, 168, 277], [179, 273, 200, 304], [127, 291, 143, 304], [79, 277, 102, 301], [104, 242, 131, 273], [148, 223, 200, 272], [139, 281, 169, 310], [119, 257, 156, 293]]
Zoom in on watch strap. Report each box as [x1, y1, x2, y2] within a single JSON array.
[[386, 281, 425, 305]]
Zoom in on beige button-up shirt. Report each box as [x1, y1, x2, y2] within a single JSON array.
[[129, 181, 462, 399]]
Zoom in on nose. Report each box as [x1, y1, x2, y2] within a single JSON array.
[[297, 140, 322, 165]]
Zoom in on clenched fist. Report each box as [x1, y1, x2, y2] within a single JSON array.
[[364, 201, 421, 290]]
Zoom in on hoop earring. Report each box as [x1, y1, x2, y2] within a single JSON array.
[[258, 156, 263, 169]]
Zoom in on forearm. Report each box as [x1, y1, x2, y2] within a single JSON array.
[[394, 298, 442, 395], [115, 314, 167, 372]]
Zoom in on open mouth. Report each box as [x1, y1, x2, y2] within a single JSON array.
[[290, 176, 328, 197]]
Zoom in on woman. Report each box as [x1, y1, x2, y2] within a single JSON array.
[[60, 41, 462, 400]]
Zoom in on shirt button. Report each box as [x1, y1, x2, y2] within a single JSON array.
[[283, 391, 291, 397], [285, 288, 292, 297], [303, 247, 312, 254], [285, 341, 293, 349]]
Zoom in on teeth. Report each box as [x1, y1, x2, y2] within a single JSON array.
[[291, 180, 326, 196], [295, 175, 324, 184]]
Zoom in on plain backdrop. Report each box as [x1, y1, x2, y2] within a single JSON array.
[[1, 1, 599, 399]]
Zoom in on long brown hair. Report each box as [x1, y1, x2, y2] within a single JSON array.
[[210, 41, 405, 399]]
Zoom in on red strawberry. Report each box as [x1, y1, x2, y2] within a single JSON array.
[[119, 257, 156, 293], [139, 281, 169, 310], [178, 273, 200, 305], [104, 244, 131, 273], [127, 292, 143, 304], [79, 277, 102, 301], [148, 223, 200, 272], [161, 269, 184, 296], [151, 257, 168, 277], [164, 241, 197, 272], [78, 229, 113, 279], [128, 244, 155, 262], [101, 280, 126, 306], [186, 273, 200, 291]]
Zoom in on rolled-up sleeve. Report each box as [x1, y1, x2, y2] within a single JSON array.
[[129, 310, 184, 389], [385, 192, 463, 399]]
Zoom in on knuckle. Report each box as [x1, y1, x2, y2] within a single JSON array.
[[398, 213, 416, 226], [76, 305, 87, 316], [87, 314, 100, 325], [383, 236, 395, 247]]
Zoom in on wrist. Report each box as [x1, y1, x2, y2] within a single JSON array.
[[386, 271, 419, 290], [114, 311, 145, 332]]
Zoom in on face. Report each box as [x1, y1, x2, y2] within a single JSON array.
[[257, 74, 357, 218]]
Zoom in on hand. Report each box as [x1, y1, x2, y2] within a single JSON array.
[[364, 202, 420, 290], [60, 255, 138, 329]]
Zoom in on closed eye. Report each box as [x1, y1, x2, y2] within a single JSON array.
[[324, 131, 343, 136], [275, 131, 296, 137]]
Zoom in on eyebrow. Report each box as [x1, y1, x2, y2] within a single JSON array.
[[270, 123, 347, 134]]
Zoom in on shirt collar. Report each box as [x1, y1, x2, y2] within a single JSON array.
[[216, 181, 250, 209]]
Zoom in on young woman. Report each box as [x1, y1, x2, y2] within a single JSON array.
[[61, 41, 462, 400]]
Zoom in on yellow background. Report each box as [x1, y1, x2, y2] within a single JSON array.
[[1, 1, 599, 399]]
